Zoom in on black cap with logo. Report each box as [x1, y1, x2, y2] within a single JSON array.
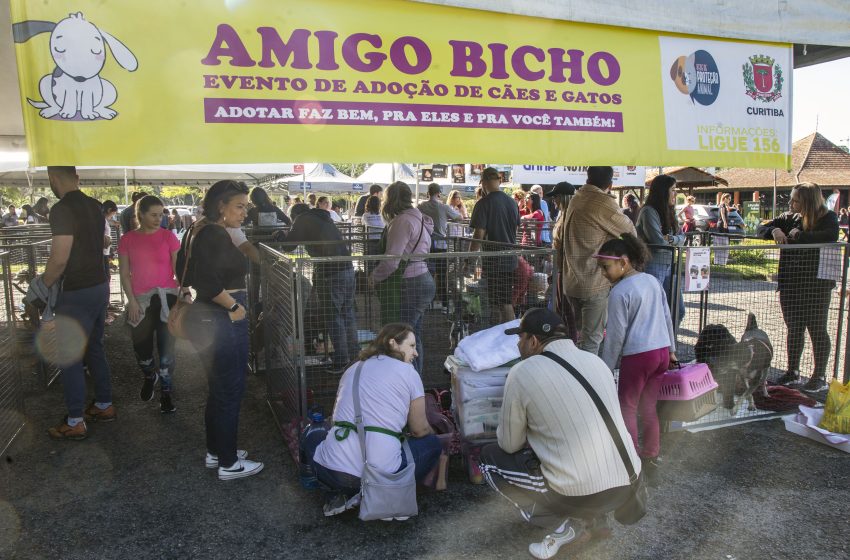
[[504, 307, 564, 337]]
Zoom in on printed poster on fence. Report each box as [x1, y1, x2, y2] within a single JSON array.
[[685, 247, 710, 291], [10, 0, 792, 168]]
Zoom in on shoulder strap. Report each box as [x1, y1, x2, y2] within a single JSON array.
[[541, 351, 639, 483], [352, 361, 411, 466], [177, 223, 201, 287], [352, 362, 368, 464]]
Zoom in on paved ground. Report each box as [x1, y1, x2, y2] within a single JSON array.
[[2, 317, 849, 560]]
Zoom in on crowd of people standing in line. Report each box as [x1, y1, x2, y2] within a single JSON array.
[[24, 163, 843, 559]]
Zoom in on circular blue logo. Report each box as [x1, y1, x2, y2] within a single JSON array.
[[683, 50, 720, 106]]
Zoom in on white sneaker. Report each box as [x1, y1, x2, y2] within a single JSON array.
[[205, 449, 248, 469], [528, 524, 583, 559], [218, 458, 264, 481]]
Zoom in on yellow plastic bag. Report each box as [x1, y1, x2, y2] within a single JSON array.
[[818, 380, 850, 434]]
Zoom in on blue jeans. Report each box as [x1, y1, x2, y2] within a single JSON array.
[[130, 293, 177, 391], [188, 291, 249, 469], [645, 258, 685, 327], [54, 282, 112, 418], [316, 267, 358, 369], [310, 434, 442, 498], [400, 272, 436, 374]]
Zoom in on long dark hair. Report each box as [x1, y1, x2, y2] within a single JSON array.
[[529, 193, 541, 213], [250, 186, 274, 210], [202, 180, 249, 222], [644, 174, 677, 234], [358, 323, 414, 362], [597, 233, 651, 270]]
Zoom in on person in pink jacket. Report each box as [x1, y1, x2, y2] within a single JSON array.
[[369, 181, 435, 374]]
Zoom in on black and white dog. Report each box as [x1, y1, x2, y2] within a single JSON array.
[[695, 313, 773, 415]]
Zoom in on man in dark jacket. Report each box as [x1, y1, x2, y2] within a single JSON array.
[[286, 207, 358, 372]]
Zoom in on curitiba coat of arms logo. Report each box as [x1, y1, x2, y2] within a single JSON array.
[[742, 54, 783, 102]]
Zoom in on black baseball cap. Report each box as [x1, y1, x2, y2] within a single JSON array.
[[481, 167, 500, 181], [504, 308, 564, 336], [544, 181, 575, 197]]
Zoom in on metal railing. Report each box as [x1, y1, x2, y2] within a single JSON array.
[[0, 239, 60, 388], [0, 250, 24, 457], [654, 233, 848, 429], [258, 241, 553, 431]]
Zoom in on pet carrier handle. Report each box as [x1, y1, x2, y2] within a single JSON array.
[[541, 351, 639, 483]]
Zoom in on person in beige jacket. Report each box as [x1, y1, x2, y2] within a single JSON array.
[[559, 167, 636, 354]]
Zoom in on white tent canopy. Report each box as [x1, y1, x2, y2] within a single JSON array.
[[355, 163, 418, 186], [0, 163, 284, 188], [280, 163, 358, 193]]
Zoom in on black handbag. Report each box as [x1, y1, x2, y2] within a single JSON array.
[[541, 351, 648, 525]]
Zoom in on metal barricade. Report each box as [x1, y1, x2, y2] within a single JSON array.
[[0, 251, 24, 457], [259, 241, 553, 434], [0, 239, 60, 388], [663, 235, 848, 429]]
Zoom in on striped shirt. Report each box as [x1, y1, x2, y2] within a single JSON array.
[[497, 339, 640, 497]]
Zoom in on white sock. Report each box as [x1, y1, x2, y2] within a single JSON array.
[[67, 416, 84, 427], [94, 402, 112, 410]]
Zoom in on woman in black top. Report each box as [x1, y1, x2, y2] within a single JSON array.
[[757, 183, 839, 392], [246, 186, 291, 227], [181, 180, 264, 480]]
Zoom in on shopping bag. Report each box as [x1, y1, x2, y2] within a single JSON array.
[[819, 380, 850, 434]]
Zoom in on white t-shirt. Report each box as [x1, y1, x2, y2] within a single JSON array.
[[103, 219, 112, 256], [226, 226, 248, 247], [313, 355, 425, 477]]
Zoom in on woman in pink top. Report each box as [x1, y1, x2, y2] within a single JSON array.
[[520, 193, 545, 246], [118, 196, 181, 413], [369, 181, 435, 374]]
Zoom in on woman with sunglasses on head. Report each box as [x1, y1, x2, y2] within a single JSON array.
[[178, 180, 263, 480], [595, 233, 677, 486], [757, 182, 839, 392]]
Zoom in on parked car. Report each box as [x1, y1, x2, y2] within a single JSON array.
[[676, 204, 746, 236]]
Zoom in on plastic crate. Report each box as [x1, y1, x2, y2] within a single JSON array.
[[657, 388, 718, 422], [657, 363, 718, 401]]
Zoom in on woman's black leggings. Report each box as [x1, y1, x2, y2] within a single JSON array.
[[779, 287, 832, 378]]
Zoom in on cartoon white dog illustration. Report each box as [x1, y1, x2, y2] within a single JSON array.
[[13, 12, 138, 120]]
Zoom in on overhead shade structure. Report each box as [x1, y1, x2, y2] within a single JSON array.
[[355, 163, 417, 186], [280, 163, 356, 193], [0, 164, 281, 188], [414, 0, 850, 67]]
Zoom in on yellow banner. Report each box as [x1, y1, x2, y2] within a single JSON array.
[[10, 0, 792, 169]]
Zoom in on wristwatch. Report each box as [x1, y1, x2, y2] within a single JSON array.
[[228, 302, 240, 312]]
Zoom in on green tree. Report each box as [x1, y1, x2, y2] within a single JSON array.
[[331, 163, 370, 179], [159, 185, 204, 205]]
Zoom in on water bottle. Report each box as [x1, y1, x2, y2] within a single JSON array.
[[299, 409, 328, 489]]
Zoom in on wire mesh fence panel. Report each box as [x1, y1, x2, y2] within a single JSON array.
[[258, 240, 553, 425], [669, 238, 848, 429], [0, 240, 60, 388], [0, 251, 24, 457], [259, 245, 301, 428]]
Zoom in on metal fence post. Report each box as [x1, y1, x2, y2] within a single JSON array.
[[834, 245, 849, 382], [671, 245, 683, 340], [293, 257, 308, 421]]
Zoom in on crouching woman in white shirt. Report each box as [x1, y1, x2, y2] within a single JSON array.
[[308, 323, 441, 518]]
